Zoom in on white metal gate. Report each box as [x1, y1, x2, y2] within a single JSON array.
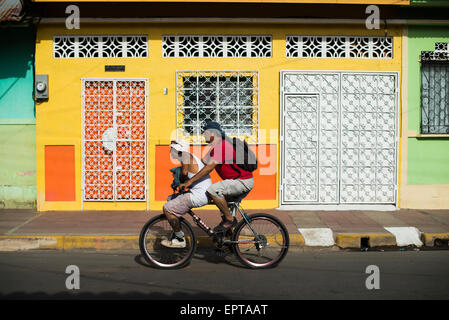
[[82, 79, 148, 201], [280, 71, 398, 205]]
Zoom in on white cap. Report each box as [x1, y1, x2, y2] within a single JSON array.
[[170, 138, 189, 153]]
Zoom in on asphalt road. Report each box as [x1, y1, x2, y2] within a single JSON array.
[[0, 248, 448, 300]]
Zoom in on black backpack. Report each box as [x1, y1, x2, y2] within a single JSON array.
[[225, 136, 258, 173]]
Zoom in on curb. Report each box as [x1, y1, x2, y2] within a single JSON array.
[[0, 234, 305, 251], [1, 232, 447, 251], [0, 235, 139, 251], [421, 232, 449, 247], [335, 233, 397, 248]]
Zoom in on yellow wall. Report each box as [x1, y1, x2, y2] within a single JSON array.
[[35, 22, 403, 211]]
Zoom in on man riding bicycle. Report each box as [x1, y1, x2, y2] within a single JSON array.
[[179, 121, 254, 233]]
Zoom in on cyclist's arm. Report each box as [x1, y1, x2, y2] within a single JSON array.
[[179, 161, 189, 183], [181, 160, 217, 188]]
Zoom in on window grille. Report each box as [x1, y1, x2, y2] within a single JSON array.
[[176, 71, 259, 144], [54, 35, 148, 58], [286, 36, 393, 59], [163, 35, 272, 58], [420, 42, 449, 134]]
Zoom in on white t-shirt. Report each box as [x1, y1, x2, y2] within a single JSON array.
[[188, 154, 212, 207]]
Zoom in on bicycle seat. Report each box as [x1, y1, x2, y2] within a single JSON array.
[[226, 192, 249, 204], [206, 191, 250, 205]]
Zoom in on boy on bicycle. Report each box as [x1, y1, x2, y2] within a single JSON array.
[[161, 139, 212, 248]]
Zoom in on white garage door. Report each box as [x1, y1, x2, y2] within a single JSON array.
[[280, 71, 398, 205]]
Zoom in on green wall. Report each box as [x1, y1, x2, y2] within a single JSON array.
[[407, 25, 449, 185], [0, 25, 36, 208]]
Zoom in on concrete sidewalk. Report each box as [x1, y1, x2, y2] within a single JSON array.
[[0, 208, 448, 251]]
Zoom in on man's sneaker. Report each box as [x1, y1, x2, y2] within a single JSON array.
[[161, 234, 186, 248], [213, 218, 237, 233]]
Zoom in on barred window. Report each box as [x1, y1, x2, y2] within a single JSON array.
[[420, 43, 449, 134], [176, 71, 258, 144], [420, 63, 449, 134], [53, 35, 148, 58]]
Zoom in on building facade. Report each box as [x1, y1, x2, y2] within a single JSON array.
[[399, 22, 449, 209], [31, 0, 449, 211], [0, 1, 37, 209]]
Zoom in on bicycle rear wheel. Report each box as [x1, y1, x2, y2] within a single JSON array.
[[139, 214, 196, 269], [232, 213, 289, 269]]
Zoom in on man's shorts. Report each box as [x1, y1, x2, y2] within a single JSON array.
[[206, 178, 254, 200], [163, 193, 194, 217]]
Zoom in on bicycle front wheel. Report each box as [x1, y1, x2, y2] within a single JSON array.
[[139, 214, 196, 269], [232, 213, 289, 269]]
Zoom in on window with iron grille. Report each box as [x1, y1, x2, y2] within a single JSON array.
[[176, 71, 258, 144], [420, 43, 449, 134]]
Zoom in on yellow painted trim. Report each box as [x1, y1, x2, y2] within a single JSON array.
[[336, 233, 397, 248], [413, 134, 449, 138], [421, 233, 449, 247], [0, 234, 305, 250]]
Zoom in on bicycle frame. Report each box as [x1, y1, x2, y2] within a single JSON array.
[[186, 201, 257, 240]]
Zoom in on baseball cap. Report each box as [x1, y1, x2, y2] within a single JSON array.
[[202, 121, 224, 136], [170, 139, 189, 153]]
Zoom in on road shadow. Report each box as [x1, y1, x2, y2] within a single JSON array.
[[134, 248, 247, 270], [0, 290, 229, 300]]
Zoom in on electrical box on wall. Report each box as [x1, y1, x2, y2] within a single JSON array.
[[35, 75, 49, 100]]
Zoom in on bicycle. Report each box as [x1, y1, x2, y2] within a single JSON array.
[[139, 192, 289, 269]]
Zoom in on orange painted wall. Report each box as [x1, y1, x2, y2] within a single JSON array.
[[45, 145, 76, 201], [155, 145, 277, 201]]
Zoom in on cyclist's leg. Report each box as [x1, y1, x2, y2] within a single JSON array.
[[206, 180, 234, 222], [163, 193, 194, 233], [207, 179, 253, 229], [162, 206, 181, 233]]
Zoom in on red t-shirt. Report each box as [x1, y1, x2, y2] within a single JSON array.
[[207, 138, 253, 180]]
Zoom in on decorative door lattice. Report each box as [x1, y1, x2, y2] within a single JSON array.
[[283, 94, 319, 202], [281, 72, 398, 205], [82, 79, 147, 201]]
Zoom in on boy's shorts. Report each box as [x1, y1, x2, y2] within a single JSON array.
[[163, 193, 194, 217]]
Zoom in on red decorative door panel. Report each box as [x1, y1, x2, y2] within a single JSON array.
[[82, 79, 147, 201]]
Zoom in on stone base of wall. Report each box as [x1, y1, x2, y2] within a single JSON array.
[[0, 186, 36, 209], [400, 185, 449, 209]]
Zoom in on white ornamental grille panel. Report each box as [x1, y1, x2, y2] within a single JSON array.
[[283, 95, 319, 203], [176, 71, 259, 144], [340, 73, 397, 203], [163, 35, 272, 58], [281, 71, 398, 205], [82, 79, 147, 201], [54, 35, 148, 58], [283, 73, 340, 203], [286, 36, 393, 59]]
